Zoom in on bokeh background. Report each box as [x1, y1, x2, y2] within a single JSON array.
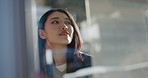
[[1, 0, 148, 78]]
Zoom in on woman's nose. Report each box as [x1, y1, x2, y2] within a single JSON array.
[[61, 24, 68, 30]]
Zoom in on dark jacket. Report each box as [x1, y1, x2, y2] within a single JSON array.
[[67, 51, 92, 73], [42, 49, 92, 78]]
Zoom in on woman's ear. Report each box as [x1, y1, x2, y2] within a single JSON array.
[[39, 29, 46, 39]]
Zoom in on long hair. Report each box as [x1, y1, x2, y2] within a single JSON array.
[[38, 8, 83, 73]]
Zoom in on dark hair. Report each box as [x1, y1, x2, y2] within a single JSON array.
[[38, 8, 83, 72]]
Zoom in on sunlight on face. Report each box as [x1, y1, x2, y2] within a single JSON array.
[[44, 12, 74, 48]]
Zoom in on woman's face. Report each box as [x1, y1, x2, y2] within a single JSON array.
[[40, 11, 74, 47]]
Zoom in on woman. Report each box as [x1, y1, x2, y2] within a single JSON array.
[[38, 8, 92, 78]]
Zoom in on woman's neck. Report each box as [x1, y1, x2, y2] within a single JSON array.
[[51, 45, 67, 66], [45, 42, 68, 65]]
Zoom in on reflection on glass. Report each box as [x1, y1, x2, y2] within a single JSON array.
[[36, 0, 148, 78]]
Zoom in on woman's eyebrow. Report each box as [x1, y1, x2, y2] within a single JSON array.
[[49, 17, 70, 21], [65, 17, 70, 21], [49, 17, 59, 21]]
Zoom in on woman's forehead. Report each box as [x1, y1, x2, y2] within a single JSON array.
[[47, 11, 69, 20]]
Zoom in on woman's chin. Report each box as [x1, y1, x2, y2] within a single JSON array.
[[60, 40, 71, 45], [60, 36, 72, 44]]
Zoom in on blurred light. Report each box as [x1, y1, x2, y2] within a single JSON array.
[[46, 49, 53, 64], [110, 11, 121, 19]]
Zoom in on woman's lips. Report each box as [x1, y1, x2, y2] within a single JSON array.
[[59, 31, 69, 36]]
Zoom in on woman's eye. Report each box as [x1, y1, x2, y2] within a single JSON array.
[[52, 20, 59, 24], [65, 21, 71, 25]]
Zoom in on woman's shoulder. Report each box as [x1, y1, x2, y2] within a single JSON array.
[[67, 51, 92, 73], [76, 51, 93, 67], [78, 51, 93, 57]]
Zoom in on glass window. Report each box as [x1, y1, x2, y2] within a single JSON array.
[[36, 0, 148, 78]]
